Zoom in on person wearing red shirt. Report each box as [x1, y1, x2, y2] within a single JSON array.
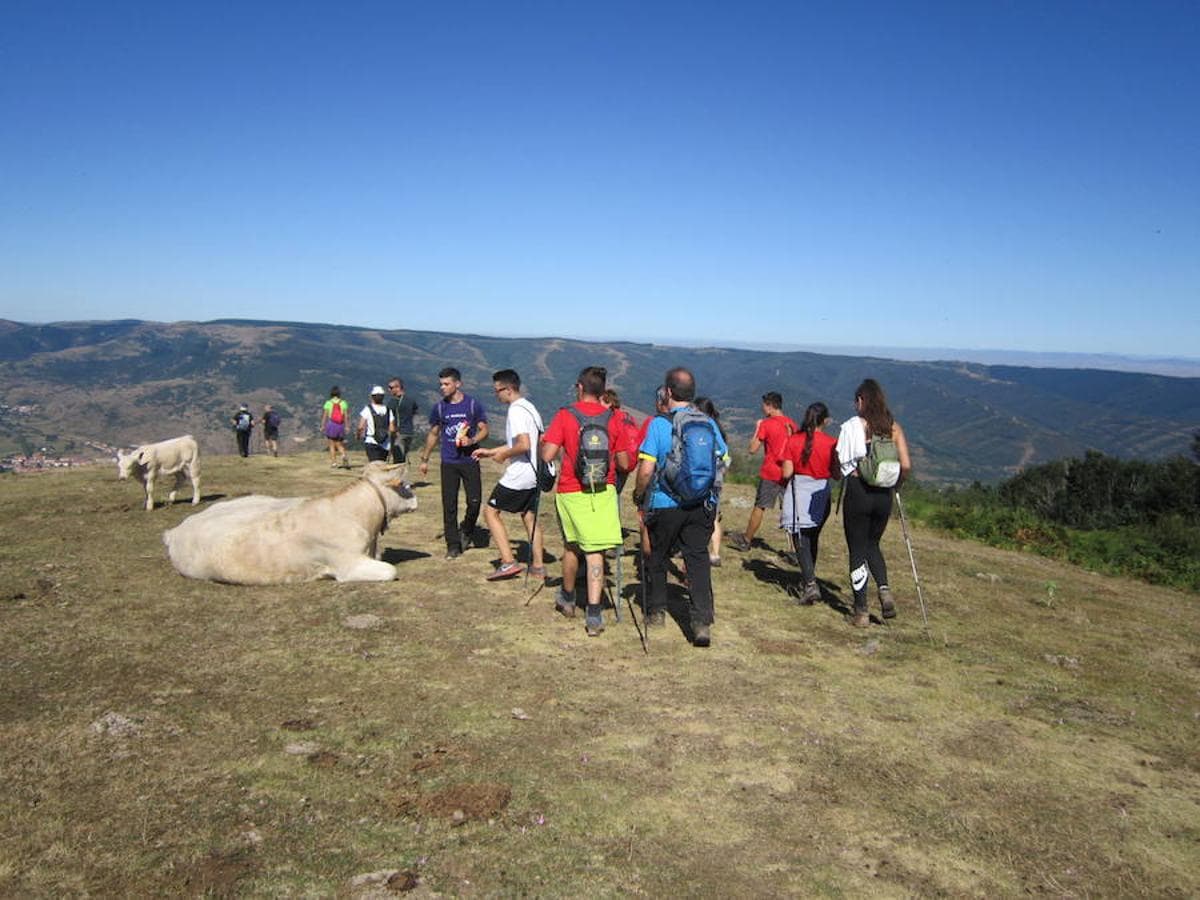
[[779, 402, 841, 604], [541, 366, 631, 636], [729, 392, 797, 551], [600, 388, 641, 495]]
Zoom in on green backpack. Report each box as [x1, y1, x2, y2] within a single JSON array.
[[857, 430, 901, 488]]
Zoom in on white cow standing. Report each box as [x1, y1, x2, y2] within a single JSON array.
[[116, 435, 202, 511], [162, 462, 418, 584]]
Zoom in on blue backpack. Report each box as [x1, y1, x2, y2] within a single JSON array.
[[659, 406, 720, 507]]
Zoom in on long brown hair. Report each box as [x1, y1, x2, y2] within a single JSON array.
[[855, 379, 894, 438], [799, 401, 829, 466]]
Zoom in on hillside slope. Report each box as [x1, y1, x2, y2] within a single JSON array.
[[1, 318, 1197, 483], [0, 454, 1197, 894]]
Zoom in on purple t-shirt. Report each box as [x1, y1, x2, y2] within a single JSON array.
[[429, 394, 488, 464]]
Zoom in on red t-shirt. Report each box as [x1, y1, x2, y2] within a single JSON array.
[[543, 402, 631, 493], [782, 430, 837, 479], [756, 415, 797, 482], [615, 410, 640, 472]]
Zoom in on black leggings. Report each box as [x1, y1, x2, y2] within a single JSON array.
[[842, 476, 892, 608], [792, 525, 824, 585]]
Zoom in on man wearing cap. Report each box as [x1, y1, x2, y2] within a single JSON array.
[[231, 404, 254, 458], [357, 386, 396, 463]]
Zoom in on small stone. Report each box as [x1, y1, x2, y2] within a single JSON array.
[[511, 708, 530, 720], [284, 741, 320, 756], [450, 809, 467, 826], [859, 640, 880, 656]]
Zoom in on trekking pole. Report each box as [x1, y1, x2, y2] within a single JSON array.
[[524, 488, 545, 605], [894, 493, 932, 645], [628, 548, 648, 654]]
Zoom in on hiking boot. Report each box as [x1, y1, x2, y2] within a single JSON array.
[[709, 555, 722, 567], [851, 612, 871, 628], [585, 608, 605, 636], [486, 562, 523, 581], [692, 622, 711, 647], [645, 609, 666, 627], [445, 547, 462, 560], [879, 586, 897, 619], [728, 533, 751, 552], [554, 589, 576, 618], [801, 581, 821, 605]]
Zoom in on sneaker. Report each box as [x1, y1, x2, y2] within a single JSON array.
[[801, 581, 821, 605], [445, 547, 462, 560], [879, 586, 897, 619], [554, 589, 576, 618], [527, 566, 547, 580], [645, 609, 666, 627], [728, 533, 751, 552], [486, 562, 523, 581], [851, 611, 870, 628], [692, 622, 711, 647], [585, 610, 605, 636], [709, 555, 722, 567]]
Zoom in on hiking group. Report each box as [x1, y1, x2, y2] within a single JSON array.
[[236, 366, 912, 643], [229, 403, 282, 458]]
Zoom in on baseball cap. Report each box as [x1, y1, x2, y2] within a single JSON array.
[[370, 385, 385, 396]]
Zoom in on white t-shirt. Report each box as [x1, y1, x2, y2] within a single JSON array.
[[499, 396, 543, 490], [836, 416, 868, 478], [359, 403, 395, 448]]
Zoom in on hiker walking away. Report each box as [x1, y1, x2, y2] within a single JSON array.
[[231, 404, 254, 458], [541, 366, 631, 636], [386, 377, 419, 464], [635, 386, 670, 562], [419, 367, 489, 559], [837, 378, 911, 627], [321, 386, 351, 468], [695, 397, 730, 567], [473, 369, 546, 581], [780, 402, 840, 605], [728, 392, 796, 552], [600, 389, 641, 495], [262, 405, 281, 457], [357, 386, 396, 463], [633, 367, 728, 647]]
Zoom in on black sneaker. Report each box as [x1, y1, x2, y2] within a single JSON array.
[[445, 547, 462, 560], [728, 533, 751, 552]]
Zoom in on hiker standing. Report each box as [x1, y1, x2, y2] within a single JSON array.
[[633, 367, 728, 647], [836, 378, 911, 627], [695, 396, 730, 567], [262, 405, 281, 457], [541, 366, 631, 636], [386, 377, 419, 464], [780, 402, 840, 605], [418, 367, 489, 559], [357, 386, 396, 463], [728, 392, 796, 552], [473, 369, 546, 581], [321, 386, 351, 468], [231, 404, 254, 458]]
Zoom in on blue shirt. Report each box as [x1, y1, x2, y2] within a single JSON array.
[[638, 406, 729, 510]]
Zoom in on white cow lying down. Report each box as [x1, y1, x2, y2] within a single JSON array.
[[117, 435, 201, 511], [163, 462, 418, 584]]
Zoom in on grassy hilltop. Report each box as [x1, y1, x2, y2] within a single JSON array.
[[1, 454, 1198, 895]]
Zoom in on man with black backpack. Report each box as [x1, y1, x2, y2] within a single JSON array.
[[231, 404, 254, 458], [356, 386, 396, 463], [633, 367, 728, 647], [541, 366, 632, 636]]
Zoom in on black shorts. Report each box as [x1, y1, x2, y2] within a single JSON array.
[[487, 482, 537, 514], [264, 428, 279, 440], [365, 444, 389, 462]]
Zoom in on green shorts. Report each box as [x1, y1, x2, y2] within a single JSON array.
[[555, 486, 622, 552]]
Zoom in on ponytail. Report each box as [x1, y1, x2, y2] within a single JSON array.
[[799, 402, 829, 467]]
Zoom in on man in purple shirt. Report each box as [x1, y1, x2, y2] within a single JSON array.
[[419, 367, 490, 559]]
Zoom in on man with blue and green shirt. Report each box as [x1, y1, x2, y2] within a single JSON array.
[[633, 366, 729, 647]]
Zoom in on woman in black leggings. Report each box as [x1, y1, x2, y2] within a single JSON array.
[[835, 379, 911, 627]]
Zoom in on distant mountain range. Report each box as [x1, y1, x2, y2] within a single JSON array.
[[2, 318, 1197, 485]]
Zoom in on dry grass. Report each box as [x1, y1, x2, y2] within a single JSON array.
[[1, 452, 1198, 896]]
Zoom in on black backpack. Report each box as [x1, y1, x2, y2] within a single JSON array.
[[369, 407, 391, 442], [568, 407, 613, 494], [235, 412, 252, 432]]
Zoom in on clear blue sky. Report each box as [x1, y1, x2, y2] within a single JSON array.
[[2, 1, 1197, 356]]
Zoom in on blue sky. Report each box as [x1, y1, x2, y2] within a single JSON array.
[[2, 1, 1197, 357]]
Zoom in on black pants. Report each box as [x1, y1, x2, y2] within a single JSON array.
[[792, 524, 824, 585], [645, 504, 716, 626], [441, 462, 482, 552], [365, 444, 389, 462], [391, 434, 413, 464], [236, 431, 251, 457], [842, 476, 892, 609]]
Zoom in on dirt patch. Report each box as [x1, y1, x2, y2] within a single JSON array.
[[281, 718, 316, 731], [393, 782, 512, 823], [344, 614, 385, 630], [183, 849, 255, 896], [754, 639, 806, 656], [90, 712, 142, 738], [308, 750, 340, 768]]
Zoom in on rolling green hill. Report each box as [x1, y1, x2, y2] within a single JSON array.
[[1, 318, 1196, 483]]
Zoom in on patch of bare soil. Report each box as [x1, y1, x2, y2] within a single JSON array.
[[754, 638, 807, 656], [183, 849, 255, 897], [308, 750, 340, 768], [393, 782, 512, 823], [280, 718, 316, 731]]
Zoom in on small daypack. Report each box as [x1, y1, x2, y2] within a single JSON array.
[[568, 407, 613, 494], [235, 412, 252, 432], [265, 411, 281, 430], [536, 432, 557, 493], [659, 406, 720, 507], [330, 401, 345, 425], [369, 406, 390, 443], [857, 427, 901, 488]]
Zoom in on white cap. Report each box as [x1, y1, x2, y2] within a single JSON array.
[[370, 385, 385, 396]]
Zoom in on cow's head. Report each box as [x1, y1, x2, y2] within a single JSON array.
[[363, 462, 418, 515], [116, 450, 137, 480]]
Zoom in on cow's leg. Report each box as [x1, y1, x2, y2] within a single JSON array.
[[143, 474, 156, 511], [168, 471, 183, 504], [334, 557, 397, 582], [190, 466, 201, 504]]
